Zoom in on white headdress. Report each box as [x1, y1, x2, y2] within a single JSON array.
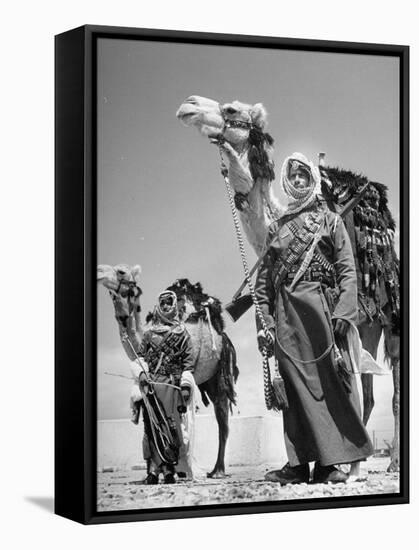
[[280, 152, 321, 214], [149, 290, 183, 334]]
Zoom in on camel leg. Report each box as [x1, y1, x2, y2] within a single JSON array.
[[348, 461, 362, 481], [384, 325, 400, 472], [387, 359, 400, 472], [347, 373, 365, 481], [360, 374, 374, 425], [207, 393, 230, 478], [201, 374, 230, 479], [358, 319, 382, 425]]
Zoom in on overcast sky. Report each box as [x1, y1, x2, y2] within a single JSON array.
[[96, 38, 399, 445]]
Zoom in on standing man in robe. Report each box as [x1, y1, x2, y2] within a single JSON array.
[[119, 289, 196, 484], [255, 152, 373, 485]]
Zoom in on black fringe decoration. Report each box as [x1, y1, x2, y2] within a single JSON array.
[[321, 166, 400, 334], [145, 311, 154, 324], [247, 127, 275, 182], [165, 278, 225, 334], [219, 333, 239, 406], [321, 166, 396, 229]]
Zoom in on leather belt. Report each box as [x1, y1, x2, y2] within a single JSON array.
[[149, 363, 182, 377], [284, 262, 336, 287]]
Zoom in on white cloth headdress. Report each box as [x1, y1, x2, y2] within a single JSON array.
[[280, 152, 322, 215], [151, 290, 184, 333]]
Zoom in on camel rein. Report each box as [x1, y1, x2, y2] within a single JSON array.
[[216, 143, 281, 411]]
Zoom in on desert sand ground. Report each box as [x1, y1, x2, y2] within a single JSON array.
[[97, 457, 399, 512]]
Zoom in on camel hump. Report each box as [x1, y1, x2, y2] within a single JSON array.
[[186, 322, 222, 385]]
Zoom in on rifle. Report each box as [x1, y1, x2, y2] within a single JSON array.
[[225, 182, 370, 322]]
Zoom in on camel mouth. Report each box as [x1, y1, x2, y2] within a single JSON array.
[[178, 112, 196, 123], [176, 103, 203, 125], [96, 266, 108, 281], [207, 131, 222, 141]]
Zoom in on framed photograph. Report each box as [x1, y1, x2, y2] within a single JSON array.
[[55, 25, 409, 524]]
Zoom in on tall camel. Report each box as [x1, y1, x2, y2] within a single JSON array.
[[97, 264, 239, 478], [176, 95, 401, 472]]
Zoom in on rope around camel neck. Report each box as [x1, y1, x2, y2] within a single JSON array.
[[218, 148, 279, 410]]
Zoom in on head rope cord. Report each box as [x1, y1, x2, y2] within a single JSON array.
[[216, 145, 283, 412]]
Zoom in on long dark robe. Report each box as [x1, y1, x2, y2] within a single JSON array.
[[138, 325, 195, 471], [255, 203, 373, 466]]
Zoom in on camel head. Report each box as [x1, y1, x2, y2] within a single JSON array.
[[97, 264, 142, 295], [97, 264, 143, 332], [176, 95, 268, 148], [177, 95, 278, 256]]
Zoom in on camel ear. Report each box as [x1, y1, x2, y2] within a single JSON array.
[[131, 264, 142, 285], [250, 103, 268, 130]]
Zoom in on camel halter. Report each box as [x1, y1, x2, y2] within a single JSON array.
[[111, 277, 142, 333], [216, 146, 282, 411], [218, 104, 255, 133], [115, 278, 141, 299]]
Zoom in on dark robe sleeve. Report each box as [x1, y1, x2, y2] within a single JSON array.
[[136, 330, 150, 358], [254, 227, 276, 335], [180, 332, 195, 373], [331, 214, 359, 325]]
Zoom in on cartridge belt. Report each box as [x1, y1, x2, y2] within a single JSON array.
[[284, 262, 336, 288], [271, 210, 323, 287], [149, 361, 183, 377]]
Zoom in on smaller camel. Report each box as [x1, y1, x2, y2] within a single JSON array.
[[98, 264, 239, 478]]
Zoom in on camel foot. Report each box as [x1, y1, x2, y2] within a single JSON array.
[[347, 461, 365, 482], [207, 470, 229, 479], [387, 459, 400, 473], [347, 474, 367, 483]]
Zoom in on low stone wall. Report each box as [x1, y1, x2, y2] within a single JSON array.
[[97, 414, 287, 471]]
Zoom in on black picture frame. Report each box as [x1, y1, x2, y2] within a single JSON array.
[[55, 24, 409, 525]]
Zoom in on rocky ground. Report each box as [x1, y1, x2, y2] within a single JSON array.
[[97, 457, 399, 512]]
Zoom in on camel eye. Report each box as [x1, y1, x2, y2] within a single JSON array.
[[225, 106, 236, 115]]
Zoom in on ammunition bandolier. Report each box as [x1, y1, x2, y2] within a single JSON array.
[[270, 207, 336, 291], [142, 329, 190, 377]]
